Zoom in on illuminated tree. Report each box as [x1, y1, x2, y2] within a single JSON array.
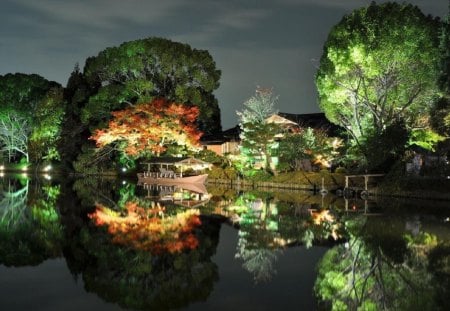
[[81, 37, 221, 136], [430, 5, 450, 138], [90, 98, 202, 159], [0, 112, 30, 162], [29, 87, 65, 162], [0, 73, 65, 163], [237, 88, 281, 171], [316, 2, 441, 164]]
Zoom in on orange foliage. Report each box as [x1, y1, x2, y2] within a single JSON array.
[[90, 98, 203, 156], [88, 201, 202, 254]]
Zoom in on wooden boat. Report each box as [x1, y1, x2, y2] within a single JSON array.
[[137, 172, 208, 184], [137, 157, 211, 185]]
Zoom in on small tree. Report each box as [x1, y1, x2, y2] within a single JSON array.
[[237, 88, 281, 172], [0, 112, 30, 162]]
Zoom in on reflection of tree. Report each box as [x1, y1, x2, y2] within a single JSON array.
[[69, 216, 221, 310], [234, 195, 282, 283], [229, 192, 345, 283], [315, 215, 449, 310], [236, 229, 281, 284], [62, 187, 223, 311], [72, 177, 124, 209], [0, 178, 63, 266], [0, 179, 28, 228], [88, 202, 201, 254]]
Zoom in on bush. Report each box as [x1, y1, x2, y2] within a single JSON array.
[[244, 169, 273, 182], [334, 167, 347, 174]]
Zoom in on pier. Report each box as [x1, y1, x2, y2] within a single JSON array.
[[343, 174, 384, 198]]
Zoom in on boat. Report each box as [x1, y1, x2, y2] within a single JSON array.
[[137, 171, 208, 184], [139, 181, 211, 208], [137, 157, 211, 185]]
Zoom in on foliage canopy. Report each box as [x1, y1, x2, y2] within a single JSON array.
[[0, 73, 64, 162], [90, 98, 202, 158], [81, 37, 222, 136], [316, 2, 441, 159]]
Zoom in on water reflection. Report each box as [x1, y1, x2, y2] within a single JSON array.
[[315, 214, 450, 310], [0, 175, 448, 311], [0, 176, 62, 266]]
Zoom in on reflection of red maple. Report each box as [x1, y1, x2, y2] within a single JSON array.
[[88, 201, 201, 254], [90, 98, 202, 156]]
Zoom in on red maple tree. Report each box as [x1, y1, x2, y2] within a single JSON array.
[[90, 98, 203, 156]]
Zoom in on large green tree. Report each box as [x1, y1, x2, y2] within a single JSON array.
[[0, 73, 65, 163], [81, 37, 222, 135], [430, 3, 450, 138], [59, 64, 96, 167], [315, 2, 441, 166]]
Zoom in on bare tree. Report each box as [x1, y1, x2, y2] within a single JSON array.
[[0, 113, 30, 162]]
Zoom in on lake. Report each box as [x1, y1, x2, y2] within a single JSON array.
[[0, 175, 449, 310]]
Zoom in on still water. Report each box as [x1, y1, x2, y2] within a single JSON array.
[[0, 175, 449, 311]]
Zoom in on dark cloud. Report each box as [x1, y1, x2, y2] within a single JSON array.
[[0, 0, 447, 128]]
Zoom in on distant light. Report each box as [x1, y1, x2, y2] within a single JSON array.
[[21, 173, 27, 177], [44, 174, 51, 180], [121, 167, 127, 172], [0, 172, 4, 178], [21, 166, 28, 171], [122, 180, 126, 185], [44, 165, 52, 172], [0, 165, 4, 170]]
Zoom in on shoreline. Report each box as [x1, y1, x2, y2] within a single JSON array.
[[207, 177, 450, 201]]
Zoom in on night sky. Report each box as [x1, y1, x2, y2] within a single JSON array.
[[0, 0, 447, 129]]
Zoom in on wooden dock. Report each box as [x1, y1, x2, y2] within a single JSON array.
[[343, 174, 384, 198]]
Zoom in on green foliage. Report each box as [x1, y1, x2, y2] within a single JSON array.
[[0, 73, 65, 163], [278, 127, 342, 171], [207, 166, 239, 180], [243, 169, 273, 181], [196, 149, 227, 166], [316, 2, 441, 165], [334, 166, 347, 174], [408, 128, 446, 151], [29, 87, 65, 162], [72, 145, 117, 175], [361, 119, 409, 171], [61, 38, 222, 171], [59, 64, 94, 168], [237, 88, 281, 171], [81, 37, 222, 136]]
